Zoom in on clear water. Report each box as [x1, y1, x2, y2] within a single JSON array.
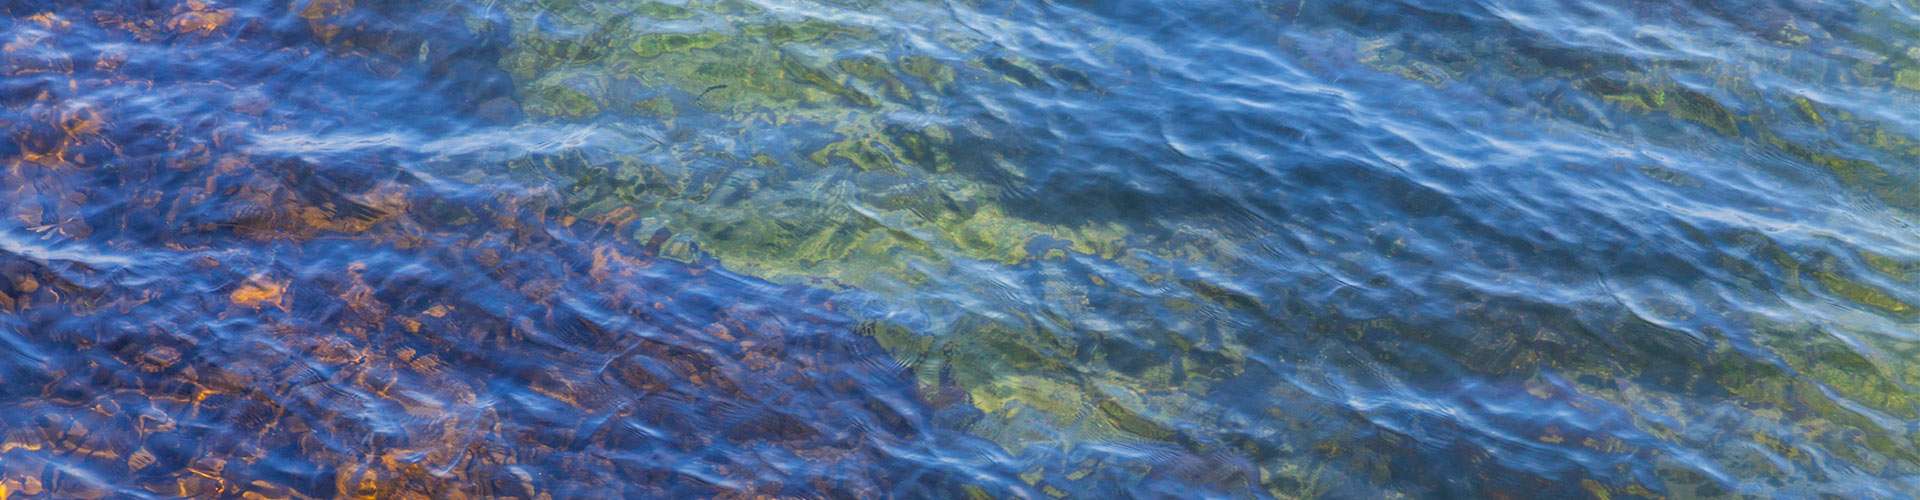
[[1, 0, 1918, 497]]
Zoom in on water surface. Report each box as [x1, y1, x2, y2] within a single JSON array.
[[1, 0, 1918, 497]]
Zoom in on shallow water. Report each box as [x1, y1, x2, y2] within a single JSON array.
[[2, 0, 1918, 497]]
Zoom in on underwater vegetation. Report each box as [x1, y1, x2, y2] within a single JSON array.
[[487, 0, 1202, 448], [1, 0, 1918, 497], [1276, 0, 1920, 494], [480, 0, 1920, 496]]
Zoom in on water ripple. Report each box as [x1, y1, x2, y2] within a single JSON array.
[[5, 0, 1920, 497]]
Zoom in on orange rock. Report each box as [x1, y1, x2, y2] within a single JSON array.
[[25, 13, 71, 31], [229, 275, 287, 309], [166, 9, 233, 35], [300, 0, 355, 43], [61, 106, 103, 137]]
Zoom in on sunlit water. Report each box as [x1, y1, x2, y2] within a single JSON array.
[[2, 0, 1918, 497]]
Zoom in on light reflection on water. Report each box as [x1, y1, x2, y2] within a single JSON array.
[[0, 0, 1917, 497]]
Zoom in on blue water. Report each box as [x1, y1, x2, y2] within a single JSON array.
[[1, 0, 1918, 497]]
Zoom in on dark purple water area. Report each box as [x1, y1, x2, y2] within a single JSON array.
[[0, 2, 1032, 497]]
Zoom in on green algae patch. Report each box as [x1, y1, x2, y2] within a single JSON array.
[[1861, 251, 1914, 281], [628, 32, 728, 58], [521, 71, 606, 118], [969, 375, 1087, 422], [1357, 38, 1454, 87], [1792, 95, 1826, 127], [1663, 86, 1741, 136], [1097, 398, 1178, 441], [1815, 271, 1914, 316], [1897, 69, 1920, 91], [900, 55, 957, 94], [1764, 132, 1920, 212], [483, 0, 1209, 459], [1577, 75, 1743, 136]]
